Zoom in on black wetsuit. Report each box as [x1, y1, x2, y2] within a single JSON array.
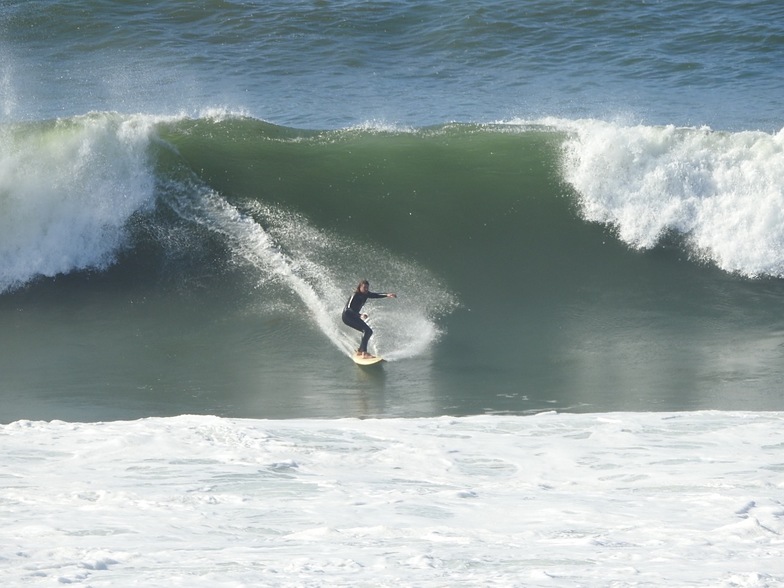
[[342, 291, 386, 353]]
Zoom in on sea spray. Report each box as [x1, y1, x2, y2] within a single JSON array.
[[240, 201, 455, 360], [558, 119, 784, 277], [166, 183, 354, 353], [0, 113, 157, 292], [163, 175, 456, 360]]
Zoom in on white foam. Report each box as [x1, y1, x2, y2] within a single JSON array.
[[0, 51, 15, 119], [1, 412, 783, 586], [0, 113, 159, 292], [556, 118, 784, 277], [348, 120, 417, 134]]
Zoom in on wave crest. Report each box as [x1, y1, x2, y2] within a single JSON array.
[[560, 119, 784, 277], [0, 113, 158, 292]]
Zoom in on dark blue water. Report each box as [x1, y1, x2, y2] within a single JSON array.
[[3, 0, 783, 130]]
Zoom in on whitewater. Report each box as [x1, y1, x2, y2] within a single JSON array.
[[2, 412, 783, 587]]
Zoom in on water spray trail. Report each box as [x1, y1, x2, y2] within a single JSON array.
[[167, 186, 358, 355]]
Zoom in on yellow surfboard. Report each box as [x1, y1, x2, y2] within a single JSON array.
[[351, 354, 384, 366]]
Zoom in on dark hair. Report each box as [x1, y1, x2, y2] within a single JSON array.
[[355, 279, 369, 292]]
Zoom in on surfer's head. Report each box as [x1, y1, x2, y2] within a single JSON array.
[[356, 280, 370, 293]]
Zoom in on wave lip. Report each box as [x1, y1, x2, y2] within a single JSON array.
[[559, 119, 784, 277], [0, 112, 158, 293]]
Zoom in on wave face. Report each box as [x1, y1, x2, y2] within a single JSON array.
[[4, 114, 782, 284], [2, 113, 784, 420]]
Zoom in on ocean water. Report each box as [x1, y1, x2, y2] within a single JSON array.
[[2, 1, 784, 585]]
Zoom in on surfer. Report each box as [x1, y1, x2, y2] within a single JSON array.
[[342, 280, 397, 358]]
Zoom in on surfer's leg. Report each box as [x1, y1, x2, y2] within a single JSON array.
[[358, 324, 373, 353], [342, 311, 373, 354], [342, 310, 364, 332]]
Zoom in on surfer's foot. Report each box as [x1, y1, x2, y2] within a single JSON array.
[[356, 351, 373, 358]]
